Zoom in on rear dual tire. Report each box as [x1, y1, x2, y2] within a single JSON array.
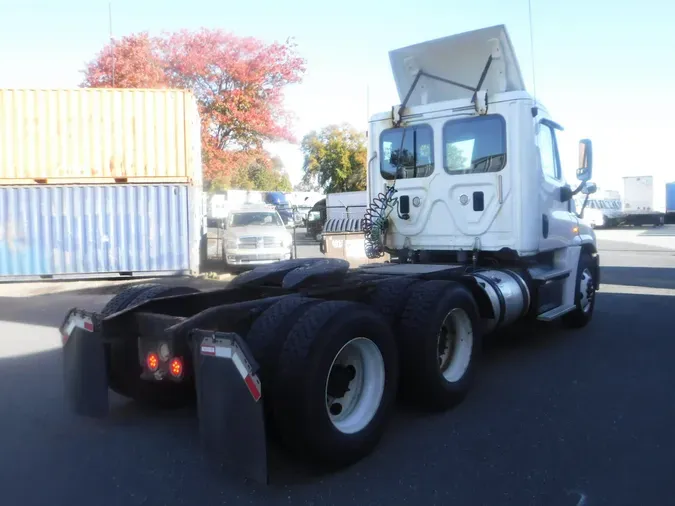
[[251, 279, 481, 467], [258, 300, 398, 469], [397, 280, 482, 411]]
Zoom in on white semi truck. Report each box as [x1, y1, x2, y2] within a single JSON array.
[[60, 25, 599, 484]]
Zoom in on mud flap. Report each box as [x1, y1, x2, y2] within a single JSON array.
[[60, 309, 110, 417], [192, 330, 268, 484]]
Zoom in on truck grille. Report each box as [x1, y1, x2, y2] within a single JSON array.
[[238, 236, 282, 249]]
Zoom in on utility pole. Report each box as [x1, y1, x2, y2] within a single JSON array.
[[109, 2, 115, 87]]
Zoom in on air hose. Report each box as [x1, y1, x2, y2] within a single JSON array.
[[363, 185, 398, 259]]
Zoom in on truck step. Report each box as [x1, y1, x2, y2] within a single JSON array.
[[529, 267, 572, 282], [536, 304, 577, 321]]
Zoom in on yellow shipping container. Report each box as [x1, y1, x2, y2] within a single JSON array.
[[0, 88, 202, 185]]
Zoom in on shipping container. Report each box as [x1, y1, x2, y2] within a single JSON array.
[[666, 182, 675, 213], [0, 88, 201, 185], [0, 184, 201, 280]]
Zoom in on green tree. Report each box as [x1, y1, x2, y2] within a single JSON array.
[[445, 143, 469, 171], [207, 154, 292, 192], [300, 124, 367, 193]]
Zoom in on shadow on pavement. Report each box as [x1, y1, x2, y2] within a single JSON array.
[[601, 266, 675, 289], [637, 226, 675, 237]]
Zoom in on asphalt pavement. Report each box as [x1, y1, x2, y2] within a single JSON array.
[[1, 227, 674, 506]]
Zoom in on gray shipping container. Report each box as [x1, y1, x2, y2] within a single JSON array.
[[0, 183, 202, 280]]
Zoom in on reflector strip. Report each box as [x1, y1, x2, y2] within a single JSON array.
[[199, 336, 262, 402], [62, 313, 94, 344], [200, 344, 233, 358], [244, 375, 262, 401], [231, 352, 248, 380], [200, 345, 216, 356]]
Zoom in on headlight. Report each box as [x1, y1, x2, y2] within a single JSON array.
[[281, 234, 293, 248], [226, 239, 238, 249]]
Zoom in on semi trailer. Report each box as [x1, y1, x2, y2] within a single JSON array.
[[61, 24, 600, 484], [621, 175, 666, 226]]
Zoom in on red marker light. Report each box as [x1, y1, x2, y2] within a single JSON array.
[[169, 357, 183, 378], [146, 352, 159, 372]]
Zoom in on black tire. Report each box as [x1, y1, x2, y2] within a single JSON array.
[[367, 276, 424, 325], [246, 296, 322, 384], [281, 258, 349, 290], [398, 280, 482, 411], [100, 283, 160, 317], [561, 252, 597, 329], [126, 284, 199, 309], [273, 300, 398, 468], [107, 285, 201, 407], [228, 258, 327, 288]]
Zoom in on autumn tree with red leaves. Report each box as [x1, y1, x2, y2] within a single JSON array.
[[81, 29, 304, 190]]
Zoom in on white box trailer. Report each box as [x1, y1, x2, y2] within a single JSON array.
[[207, 190, 264, 220], [621, 176, 665, 226], [325, 190, 367, 221]]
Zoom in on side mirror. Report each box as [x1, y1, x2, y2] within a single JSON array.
[[576, 139, 593, 182], [582, 182, 597, 195]]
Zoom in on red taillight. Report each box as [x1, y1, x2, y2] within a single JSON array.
[[146, 352, 159, 372], [169, 357, 183, 378]]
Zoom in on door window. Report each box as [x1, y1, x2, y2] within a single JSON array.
[[537, 123, 561, 180]]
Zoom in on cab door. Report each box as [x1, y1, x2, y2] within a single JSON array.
[[536, 118, 578, 251]]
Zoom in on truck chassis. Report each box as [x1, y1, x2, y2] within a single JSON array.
[[61, 254, 599, 484]]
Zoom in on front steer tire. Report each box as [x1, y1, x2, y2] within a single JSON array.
[[272, 300, 399, 469], [561, 251, 597, 329], [397, 280, 482, 412]]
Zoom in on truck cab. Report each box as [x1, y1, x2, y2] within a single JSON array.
[[368, 25, 595, 258], [264, 191, 294, 226], [365, 24, 598, 323]]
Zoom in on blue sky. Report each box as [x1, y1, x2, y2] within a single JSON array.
[[1, 0, 673, 197]]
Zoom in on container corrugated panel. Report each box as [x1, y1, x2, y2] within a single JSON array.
[[667, 182, 675, 213], [0, 184, 192, 279], [0, 88, 200, 184]]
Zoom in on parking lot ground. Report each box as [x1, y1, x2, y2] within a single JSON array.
[[1, 227, 674, 505]]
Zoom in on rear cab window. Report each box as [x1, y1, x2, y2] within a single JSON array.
[[443, 115, 507, 175], [380, 124, 434, 180]]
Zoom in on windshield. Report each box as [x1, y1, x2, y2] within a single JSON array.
[[266, 192, 289, 205], [228, 212, 282, 227]]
